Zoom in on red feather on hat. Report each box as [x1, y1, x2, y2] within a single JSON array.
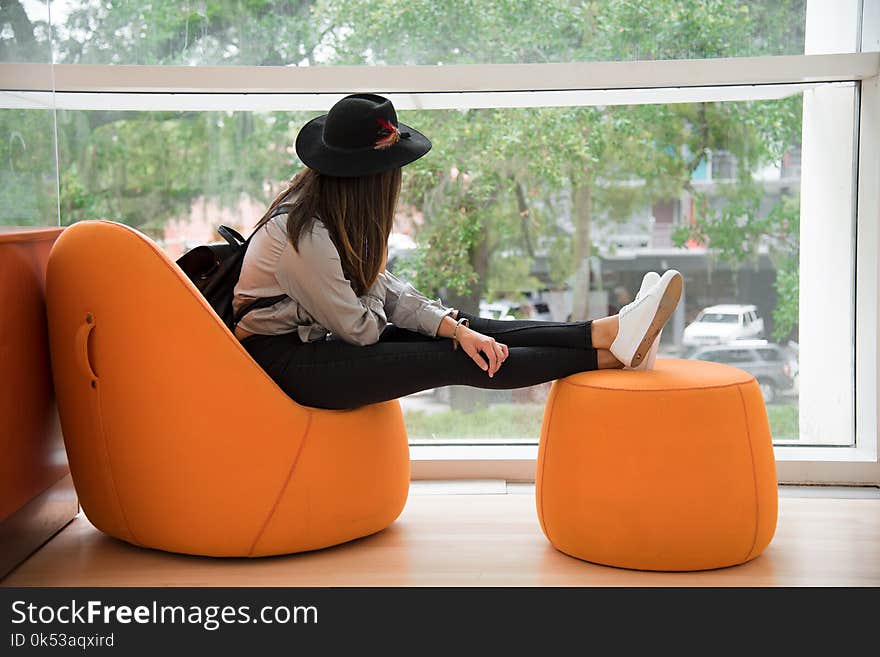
[[374, 117, 401, 150]]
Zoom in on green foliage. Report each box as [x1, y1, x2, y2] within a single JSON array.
[[50, 108, 313, 234], [766, 403, 799, 441], [0, 109, 57, 225], [487, 252, 542, 300], [55, 1, 324, 66], [773, 253, 799, 341], [404, 403, 546, 439], [395, 199, 482, 297], [321, 0, 805, 65], [596, 0, 805, 61], [674, 183, 768, 268], [405, 399, 800, 440], [767, 196, 800, 341]]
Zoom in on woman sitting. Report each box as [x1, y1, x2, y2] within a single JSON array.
[[233, 94, 682, 410]]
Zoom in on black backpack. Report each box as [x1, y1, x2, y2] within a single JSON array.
[[176, 204, 290, 330]]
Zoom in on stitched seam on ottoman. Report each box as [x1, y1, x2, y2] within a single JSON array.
[[248, 411, 313, 557], [559, 377, 755, 393], [537, 386, 558, 546], [737, 384, 761, 563]]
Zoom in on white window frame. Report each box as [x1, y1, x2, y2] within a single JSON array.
[[1, 52, 878, 485]]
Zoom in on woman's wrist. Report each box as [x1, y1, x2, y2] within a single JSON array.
[[450, 317, 470, 349], [437, 313, 469, 340], [436, 313, 457, 338]]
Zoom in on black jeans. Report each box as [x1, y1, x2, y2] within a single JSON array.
[[241, 312, 598, 410]]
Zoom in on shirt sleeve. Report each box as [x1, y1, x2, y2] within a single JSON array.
[[381, 270, 455, 337], [273, 222, 388, 346]]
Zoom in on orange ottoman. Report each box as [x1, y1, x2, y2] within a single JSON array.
[[536, 358, 777, 571]]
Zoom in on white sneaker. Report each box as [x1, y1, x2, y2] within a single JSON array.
[[628, 272, 661, 370], [610, 269, 682, 368]]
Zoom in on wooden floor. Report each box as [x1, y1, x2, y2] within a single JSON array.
[[4, 487, 879, 587]]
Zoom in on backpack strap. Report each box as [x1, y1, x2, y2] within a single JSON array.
[[269, 202, 294, 219], [246, 202, 294, 241], [232, 202, 296, 328], [217, 225, 246, 246], [233, 294, 288, 329]]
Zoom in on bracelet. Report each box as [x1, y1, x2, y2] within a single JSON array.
[[451, 317, 470, 350]]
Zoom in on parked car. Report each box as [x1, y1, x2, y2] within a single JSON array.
[[480, 300, 554, 321], [686, 340, 796, 404], [528, 301, 553, 321], [479, 302, 516, 321], [511, 301, 553, 320], [682, 304, 765, 348]]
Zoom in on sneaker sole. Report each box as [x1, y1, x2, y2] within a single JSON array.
[[629, 274, 682, 367]]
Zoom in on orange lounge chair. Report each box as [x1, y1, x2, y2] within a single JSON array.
[[46, 220, 410, 557]]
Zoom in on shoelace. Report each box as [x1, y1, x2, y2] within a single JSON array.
[[635, 278, 658, 302], [621, 287, 656, 316]]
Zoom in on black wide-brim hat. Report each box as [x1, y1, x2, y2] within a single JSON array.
[[295, 93, 432, 178]]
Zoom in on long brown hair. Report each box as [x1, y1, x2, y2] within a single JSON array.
[[257, 167, 401, 296]]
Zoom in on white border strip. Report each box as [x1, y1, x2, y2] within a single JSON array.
[[0, 53, 877, 94], [854, 75, 880, 465], [408, 447, 880, 484], [409, 443, 879, 464], [2, 83, 853, 112]]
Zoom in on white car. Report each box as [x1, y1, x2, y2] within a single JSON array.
[[682, 304, 765, 348], [479, 301, 517, 321]]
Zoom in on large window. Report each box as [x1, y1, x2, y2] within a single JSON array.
[[1, 1, 878, 478]]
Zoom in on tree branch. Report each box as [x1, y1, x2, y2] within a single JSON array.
[[513, 177, 535, 257]]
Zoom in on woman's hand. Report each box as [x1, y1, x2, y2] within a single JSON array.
[[457, 326, 509, 378]]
